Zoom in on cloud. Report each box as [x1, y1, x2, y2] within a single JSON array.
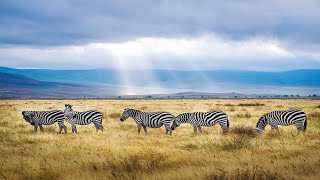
[[0, 34, 319, 70], [0, 0, 320, 46]]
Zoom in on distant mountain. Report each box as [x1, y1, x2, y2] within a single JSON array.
[[1, 66, 320, 87], [0, 72, 119, 98], [1, 66, 320, 97]]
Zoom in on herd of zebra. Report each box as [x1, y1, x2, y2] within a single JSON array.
[[21, 104, 308, 134]]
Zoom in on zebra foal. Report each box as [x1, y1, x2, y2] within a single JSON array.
[[256, 110, 307, 133], [120, 108, 174, 135]]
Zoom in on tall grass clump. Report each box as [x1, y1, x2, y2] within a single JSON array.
[[231, 125, 258, 138], [238, 103, 265, 107], [219, 136, 252, 151], [235, 111, 252, 118], [206, 165, 285, 180]]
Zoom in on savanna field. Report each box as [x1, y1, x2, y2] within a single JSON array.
[[0, 99, 320, 180]]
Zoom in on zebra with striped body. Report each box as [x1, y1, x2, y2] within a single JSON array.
[[120, 108, 174, 135], [256, 110, 307, 133], [171, 111, 229, 134], [22, 110, 67, 133], [64, 104, 103, 133]]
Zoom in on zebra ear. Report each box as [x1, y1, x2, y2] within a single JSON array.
[[124, 108, 128, 111], [65, 104, 68, 107]]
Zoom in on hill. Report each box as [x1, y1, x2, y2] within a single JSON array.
[[0, 72, 118, 98]]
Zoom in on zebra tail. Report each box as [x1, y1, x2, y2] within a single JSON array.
[[303, 116, 307, 131], [226, 115, 229, 128]]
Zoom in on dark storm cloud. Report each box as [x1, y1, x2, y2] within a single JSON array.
[[0, 0, 320, 46]]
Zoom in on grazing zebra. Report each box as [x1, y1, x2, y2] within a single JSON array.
[[171, 111, 229, 134], [120, 108, 174, 135], [22, 110, 67, 133], [64, 104, 103, 133], [256, 110, 307, 133]]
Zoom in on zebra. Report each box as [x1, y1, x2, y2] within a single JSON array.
[[22, 110, 67, 133], [256, 110, 307, 133], [171, 111, 229, 134], [120, 108, 174, 135], [64, 104, 103, 133]]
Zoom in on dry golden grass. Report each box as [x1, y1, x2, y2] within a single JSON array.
[[0, 99, 320, 180]]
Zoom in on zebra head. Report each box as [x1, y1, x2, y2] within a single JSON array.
[[64, 104, 76, 118], [120, 108, 130, 121], [256, 116, 266, 134], [22, 111, 35, 125], [171, 115, 182, 130]]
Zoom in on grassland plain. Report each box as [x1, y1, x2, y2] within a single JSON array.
[[0, 99, 320, 180]]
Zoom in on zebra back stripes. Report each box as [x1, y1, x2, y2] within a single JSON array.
[[120, 108, 174, 135], [64, 104, 103, 133], [256, 110, 307, 133], [22, 110, 67, 133], [171, 111, 229, 133]]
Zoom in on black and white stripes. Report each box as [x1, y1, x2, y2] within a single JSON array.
[[22, 110, 67, 133], [120, 108, 174, 135], [21, 105, 308, 135], [171, 111, 229, 133], [64, 104, 104, 133], [256, 110, 307, 133]]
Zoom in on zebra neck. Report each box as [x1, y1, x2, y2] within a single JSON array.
[[129, 109, 141, 121], [257, 117, 267, 130], [182, 113, 191, 123]]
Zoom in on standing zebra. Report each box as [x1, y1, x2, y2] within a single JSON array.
[[64, 104, 103, 133], [256, 110, 307, 133], [22, 110, 67, 133], [171, 111, 229, 134], [120, 108, 174, 135]]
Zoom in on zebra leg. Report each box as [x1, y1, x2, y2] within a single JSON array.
[[137, 124, 142, 134], [100, 124, 104, 132], [271, 125, 279, 131], [71, 123, 77, 133], [197, 126, 203, 134], [33, 125, 38, 133], [58, 122, 64, 134], [39, 124, 44, 132], [142, 125, 147, 134], [165, 125, 172, 135], [94, 123, 99, 132], [193, 125, 198, 134], [63, 124, 67, 134]]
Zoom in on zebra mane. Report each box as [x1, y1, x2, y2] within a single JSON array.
[[127, 108, 142, 113]]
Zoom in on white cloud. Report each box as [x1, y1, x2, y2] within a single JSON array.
[[0, 33, 318, 70]]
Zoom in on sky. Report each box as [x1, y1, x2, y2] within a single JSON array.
[[0, 0, 320, 71]]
